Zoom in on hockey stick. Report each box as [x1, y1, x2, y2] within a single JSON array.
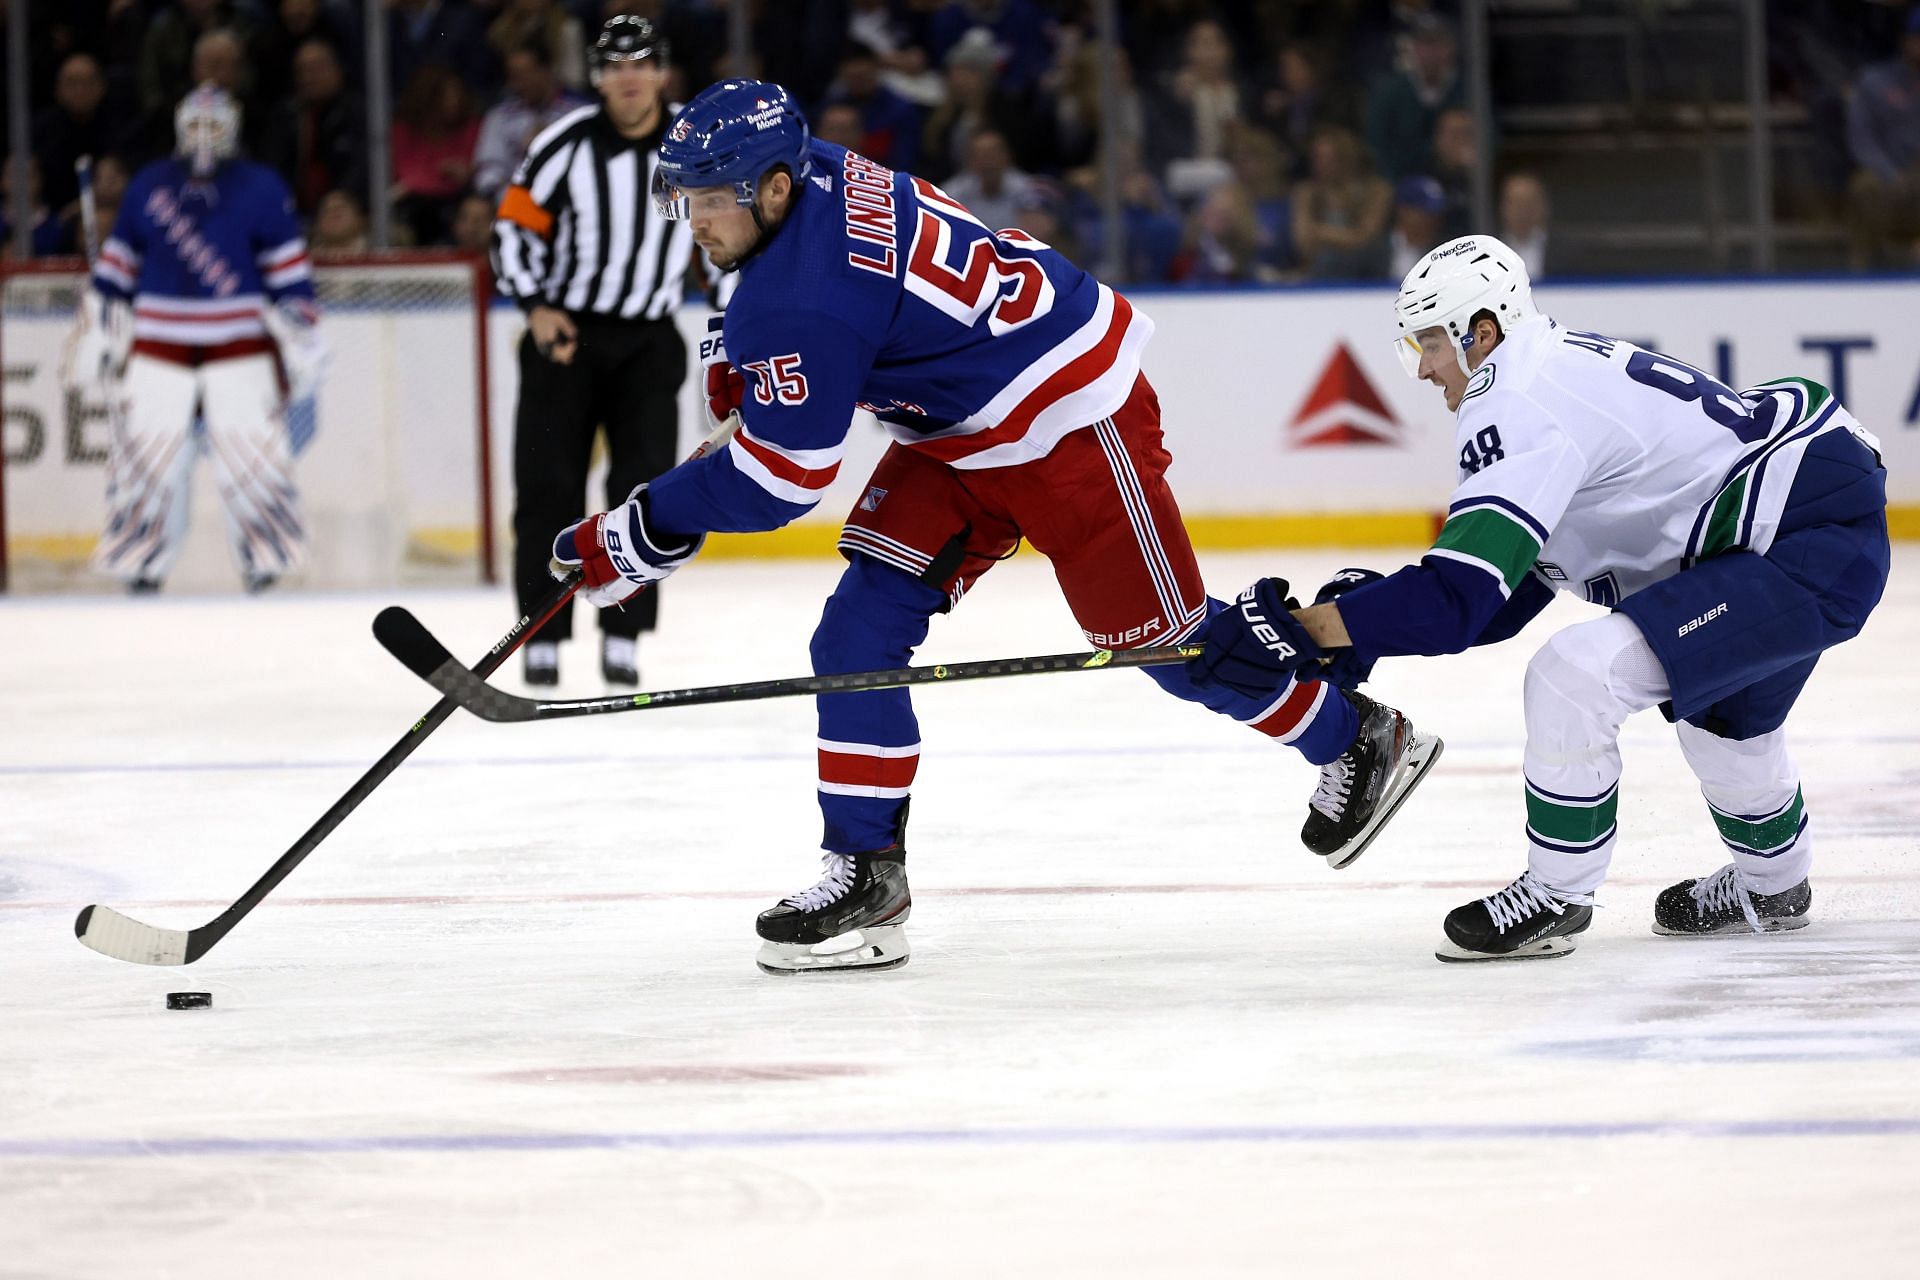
[[373, 604, 1201, 723], [75, 155, 100, 263], [74, 413, 742, 966]]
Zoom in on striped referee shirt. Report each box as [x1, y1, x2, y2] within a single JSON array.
[[492, 103, 697, 321]]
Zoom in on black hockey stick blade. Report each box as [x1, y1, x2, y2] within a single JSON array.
[[377, 607, 1203, 724], [372, 605, 457, 680]]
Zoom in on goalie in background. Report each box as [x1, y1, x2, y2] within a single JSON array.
[[65, 83, 328, 595]]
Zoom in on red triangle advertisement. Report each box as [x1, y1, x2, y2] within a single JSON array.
[[1286, 343, 1404, 448]]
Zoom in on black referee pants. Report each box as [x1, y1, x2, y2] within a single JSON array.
[[512, 315, 686, 644]]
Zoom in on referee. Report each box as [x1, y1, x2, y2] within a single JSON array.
[[491, 15, 698, 686]]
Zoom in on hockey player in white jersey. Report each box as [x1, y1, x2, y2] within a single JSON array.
[[1188, 235, 1889, 961], [67, 83, 328, 593]]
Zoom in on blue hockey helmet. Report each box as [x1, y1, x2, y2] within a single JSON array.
[[651, 79, 812, 221]]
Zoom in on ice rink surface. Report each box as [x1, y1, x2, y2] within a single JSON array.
[[3, 548, 1918, 1279]]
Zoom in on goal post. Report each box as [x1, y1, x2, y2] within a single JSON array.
[[0, 250, 495, 592]]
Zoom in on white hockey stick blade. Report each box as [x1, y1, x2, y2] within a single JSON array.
[[74, 905, 192, 965]]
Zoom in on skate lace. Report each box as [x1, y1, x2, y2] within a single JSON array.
[[1484, 871, 1592, 933], [1310, 754, 1356, 820], [784, 853, 859, 911], [1689, 863, 1761, 932]]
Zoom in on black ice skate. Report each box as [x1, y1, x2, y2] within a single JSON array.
[[756, 849, 911, 975], [1301, 691, 1444, 869], [1653, 864, 1811, 936], [601, 635, 638, 687], [523, 640, 559, 687], [1436, 870, 1594, 962]]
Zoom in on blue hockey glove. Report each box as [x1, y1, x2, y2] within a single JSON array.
[[1312, 567, 1384, 689], [550, 483, 704, 608], [1187, 577, 1323, 697]]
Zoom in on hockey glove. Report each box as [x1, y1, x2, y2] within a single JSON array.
[[263, 298, 330, 402], [700, 314, 746, 427], [1187, 577, 1322, 698], [60, 291, 132, 391], [1312, 567, 1384, 689], [550, 484, 705, 608]]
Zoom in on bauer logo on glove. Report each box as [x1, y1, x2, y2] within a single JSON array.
[[550, 483, 705, 608]]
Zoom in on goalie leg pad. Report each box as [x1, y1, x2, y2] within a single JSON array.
[[91, 354, 200, 585], [200, 354, 306, 582]]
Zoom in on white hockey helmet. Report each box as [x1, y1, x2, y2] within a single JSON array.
[[176, 82, 240, 176], [1392, 234, 1535, 377]]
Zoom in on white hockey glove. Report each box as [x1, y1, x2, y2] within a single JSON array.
[[549, 484, 705, 608], [60, 291, 133, 391], [264, 298, 330, 402]]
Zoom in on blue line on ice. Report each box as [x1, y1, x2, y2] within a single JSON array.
[[4, 1118, 1920, 1159]]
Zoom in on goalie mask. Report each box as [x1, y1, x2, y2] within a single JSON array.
[[176, 82, 240, 177], [1392, 234, 1535, 377]]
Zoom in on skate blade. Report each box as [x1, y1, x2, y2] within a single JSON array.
[[756, 924, 910, 976], [1324, 731, 1445, 871], [1652, 915, 1812, 938], [1434, 933, 1579, 963]]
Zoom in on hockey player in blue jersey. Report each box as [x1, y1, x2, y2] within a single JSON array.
[[545, 79, 1443, 974], [1190, 235, 1890, 962], [68, 83, 328, 593]]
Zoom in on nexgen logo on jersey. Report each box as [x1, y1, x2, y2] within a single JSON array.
[[1287, 344, 1404, 448]]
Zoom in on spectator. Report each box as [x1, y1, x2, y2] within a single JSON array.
[[251, 0, 352, 111], [1049, 38, 1144, 175], [1364, 13, 1462, 183], [0, 157, 68, 258], [1499, 172, 1551, 280], [388, 0, 493, 100], [848, 0, 944, 108], [942, 129, 1034, 231], [391, 65, 480, 246], [815, 101, 867, 152], [32, 54, 133, 218], [1012, 179, 1081, 264], [1159, 18, 1247, 165], [1291, 125, 1390, 280], [1388, 174, 1447, 277], [1067, 143, 1185, 282], [488, 0, 586, 92], [1845, 10, 1920, 269], [190, 28, 256, 143], [1257, 43, 1352, 181], [472, 42, 586, 201], [265, 37, 368, 215], [1227, 122, 1294, 274], [923, 28, 1026, 180], [827, 40, 924, 173], [450, 191, 494, 252], [1430, 105, 1476, 239], [72, 154, 133, 252], [923, 0, 1053, 99], [139, 0, 254, 121], [1180, 180, 1268, 285], [309, 187, 369, 256]]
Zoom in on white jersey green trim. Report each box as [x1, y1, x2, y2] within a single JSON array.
[[1430, 505, 1544, 593]]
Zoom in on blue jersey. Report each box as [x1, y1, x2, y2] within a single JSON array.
[[650, 142, 1154, 535], [93, 158, 315, 346]]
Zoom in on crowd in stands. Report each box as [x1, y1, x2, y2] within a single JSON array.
[[4, 0, 1916, 282]]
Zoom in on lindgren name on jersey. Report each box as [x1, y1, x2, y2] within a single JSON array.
[[1677, 601, 1729, 638]]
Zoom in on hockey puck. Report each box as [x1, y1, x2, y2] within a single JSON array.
[[165, 992, 212, 1010]]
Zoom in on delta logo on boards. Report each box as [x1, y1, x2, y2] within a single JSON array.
[[1286, 344, 1404, 448]]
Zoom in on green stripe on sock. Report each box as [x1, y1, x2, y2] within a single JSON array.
[[1525, 786, 1619, 844], [1432, 508, 1543, 590], [1710, 788, 1804, 851]]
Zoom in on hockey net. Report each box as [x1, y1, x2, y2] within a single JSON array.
[[0, 251, 494, 593]]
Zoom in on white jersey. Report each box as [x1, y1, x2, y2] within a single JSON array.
[[1432, 316, 1880, 607]]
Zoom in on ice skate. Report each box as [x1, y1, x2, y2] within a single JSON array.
[[756, 851, 911, 975], [1653, 864, 1810, 936], [601, 635, 639, 686], [524, 640, 559, 686], [1437, 870, 1593, 962], [1301, 691, 1443, 869]]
